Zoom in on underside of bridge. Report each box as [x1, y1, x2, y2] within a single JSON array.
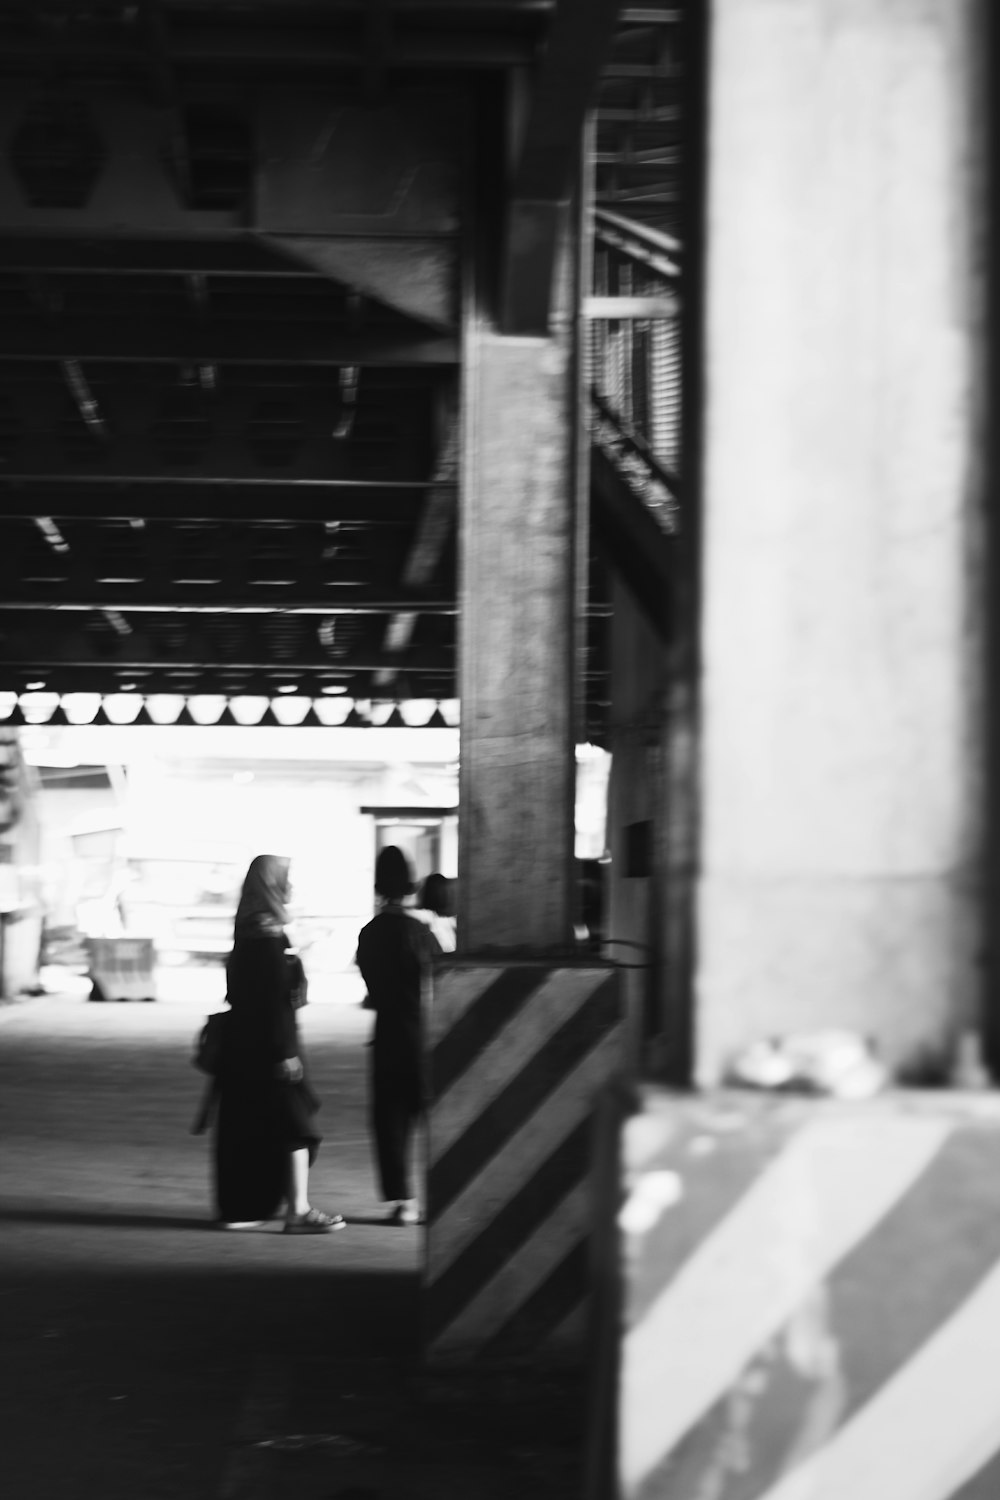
[[0, 0, 685, 746]]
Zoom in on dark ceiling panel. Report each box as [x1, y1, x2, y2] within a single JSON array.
[[0, 317, 458, 365], [0, 0, 680, 720]]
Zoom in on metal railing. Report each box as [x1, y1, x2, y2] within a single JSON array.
[[588, 209, 682, 530]]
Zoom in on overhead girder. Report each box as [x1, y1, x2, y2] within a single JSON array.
[[0, 480, 440, 524], [264, 236, 457, 333], [0, 505, 449, 591], [0, 668, 459, 701], [0, 84, 463, 331], [0, 319, 457, 366], [0, 615, 455, 675], [0, 236, 334, 277], [499, 0, 624, 334], [0, 589, 458, 613], [0, 377, 435, 483], [0, 27, 538, 74]]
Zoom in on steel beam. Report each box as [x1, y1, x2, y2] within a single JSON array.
[[0, 480, 434, 523], [595, 206, 682, 254], [0, 595, 457, 615], [596, 105, 679, 122], [0, 668, 457, 698], [254, 90, 463, 239], [0, 83, 464, 240], [0, 621, 454, 674], [262, 235, 459, 332], [500, 0, 622, 334], [582, 295, 679, 318], [0, 318, 458, 366], [0, 31, 535, 70], [0, 91, 237, 236], [0, 391, 431, 483], [0, 237, 329, 277]]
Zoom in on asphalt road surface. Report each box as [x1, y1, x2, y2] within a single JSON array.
[[0, 981, 584, 1500]]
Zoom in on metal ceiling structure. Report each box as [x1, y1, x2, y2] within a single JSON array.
[[0, 0, 684, 736]]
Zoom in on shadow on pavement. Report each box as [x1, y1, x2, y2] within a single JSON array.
[[0, 1206, 215, 1231], [2, 1266, 422, 1499]]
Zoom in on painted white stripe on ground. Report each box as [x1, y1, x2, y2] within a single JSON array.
[[621, 1116, 951, 1496], [428, 969, 504, 1045], [754, 1257, 1000, 1500], [430, 969, 611, 1160], [426, 1025, 624, 1281], [433, 1178, 590, 1355]]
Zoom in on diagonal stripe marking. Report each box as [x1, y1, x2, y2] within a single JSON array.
[[430, 976, 621, 1214], [430, 969, 613, 1160], [621, 1116, 951, 1495], [426, 968, 505, 1047], [430, 966, 554, 1096], [427, 1025, 625, 1278], [544, 1300, 588, 1354], [482, 1242, 590, 1363], [426, 1120, 589, 1336], [754, 1257, 1000, 1500], [431, 1179, 590, 1354]]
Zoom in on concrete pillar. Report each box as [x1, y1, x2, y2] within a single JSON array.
[[457, 244, 580, 950], [695, 0, 988, 1081]]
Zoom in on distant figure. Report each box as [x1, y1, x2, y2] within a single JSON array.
[[355, 846, 442, 1225], [214, 853, 344, 1234], [416, 872, 456, 953]]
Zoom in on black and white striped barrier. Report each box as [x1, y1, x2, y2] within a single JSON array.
[[423, 960, 632, 1365], [589, 1085, 1000, 1500]]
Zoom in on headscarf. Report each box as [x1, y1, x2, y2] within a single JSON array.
[[234, 853, 291, 939]]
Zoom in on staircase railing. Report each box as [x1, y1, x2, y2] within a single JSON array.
[[588, 208, 681, 532]]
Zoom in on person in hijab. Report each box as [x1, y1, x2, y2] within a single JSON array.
[[355, 846, 442, 1225], [214, 853, 344, 1234]]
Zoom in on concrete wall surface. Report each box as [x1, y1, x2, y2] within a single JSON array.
[[696, 0, 987, 1080]]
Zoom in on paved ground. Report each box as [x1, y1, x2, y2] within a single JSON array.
[[0, 978, 586, 1500]]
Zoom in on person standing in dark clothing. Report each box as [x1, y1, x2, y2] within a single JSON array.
[[355, 846, 442, 1225], [215, 853, 344, 1234]]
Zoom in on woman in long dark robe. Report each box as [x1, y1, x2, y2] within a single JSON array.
[[214, 853, 344, 1234]]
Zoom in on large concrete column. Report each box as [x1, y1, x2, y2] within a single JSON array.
[[456, 247, 580, 950], [695, 0, 988, 1081]]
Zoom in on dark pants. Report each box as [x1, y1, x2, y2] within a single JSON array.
[[370, 1048, 423, 1201]]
